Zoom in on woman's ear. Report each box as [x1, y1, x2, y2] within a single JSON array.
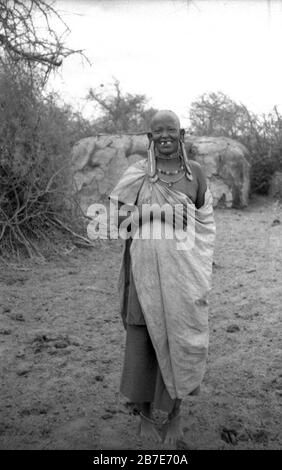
[[147, 132, 153, 148], [180, 128, 185, 142]]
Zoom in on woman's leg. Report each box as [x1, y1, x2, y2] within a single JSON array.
[[138, 402, 162, 442], [120, 325, 162, 442], [164, 398, 184, 445], [120, 325, 158, 403]]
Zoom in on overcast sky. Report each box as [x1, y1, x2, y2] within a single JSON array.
[[50, 0, 282, 125]]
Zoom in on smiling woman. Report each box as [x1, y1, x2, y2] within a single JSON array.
[[109, 109, 216, 445]]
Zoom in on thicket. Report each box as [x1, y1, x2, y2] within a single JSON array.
[[0, 1, 92, 259], [0, 64, 93, 259], [87, 79, 157, 134], [188, 92, 282, 194]]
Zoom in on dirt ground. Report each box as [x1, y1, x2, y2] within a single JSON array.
[[0, 195, 281, 450]]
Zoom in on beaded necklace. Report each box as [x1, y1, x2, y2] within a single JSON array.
[[157, 164, 185, 175], [158, 171, 186, 187], [156, 155, 186, 186]]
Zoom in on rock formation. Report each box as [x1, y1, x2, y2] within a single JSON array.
[[71, 134, 250, 211]]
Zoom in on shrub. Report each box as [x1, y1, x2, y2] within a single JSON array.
[[188, 92, 282, 194], [0, 64, 92, 258]]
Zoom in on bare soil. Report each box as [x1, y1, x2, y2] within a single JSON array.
[[0, 195, 281, 450]]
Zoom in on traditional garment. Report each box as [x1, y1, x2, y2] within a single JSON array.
[[120, 252, 175, 411], [109, 159, 216, 406]]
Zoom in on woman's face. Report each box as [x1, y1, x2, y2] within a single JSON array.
[[150, 114, 181, 156]]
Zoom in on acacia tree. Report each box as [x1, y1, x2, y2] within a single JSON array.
[[189, 91, 258, 138], [188, 91, 282, 194], [0, 0, 82, 77], [87, 79, 157, 133]]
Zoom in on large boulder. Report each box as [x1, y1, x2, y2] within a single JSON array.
[[71, 134, 250, 211], [189, 136, 250, 208]]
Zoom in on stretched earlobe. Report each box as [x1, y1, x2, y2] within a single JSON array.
[[180, 140, 193, 181], [147, 140, 158, 182]]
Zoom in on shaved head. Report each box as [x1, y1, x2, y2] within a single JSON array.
[[148, 109, 184, 156], [150, 110, 181, 131]]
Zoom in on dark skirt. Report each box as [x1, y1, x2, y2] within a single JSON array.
[[120, 257, 175, 413]]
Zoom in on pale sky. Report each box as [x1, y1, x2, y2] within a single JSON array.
[[49, 0, 282, 126]]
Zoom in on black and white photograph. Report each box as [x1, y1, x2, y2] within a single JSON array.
[[0, 0, 281, 453]]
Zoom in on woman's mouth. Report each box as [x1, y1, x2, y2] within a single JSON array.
[[160, 140, 173, 147]]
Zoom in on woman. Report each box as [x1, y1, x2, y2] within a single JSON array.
[[109, 110, 216, 444]]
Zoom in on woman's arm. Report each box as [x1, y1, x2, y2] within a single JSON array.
[[193, 162, 207, 209]]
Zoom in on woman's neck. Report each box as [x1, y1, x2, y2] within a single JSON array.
[[156, 154, 182, 169]]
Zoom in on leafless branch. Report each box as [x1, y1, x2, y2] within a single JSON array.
[[0, 0, 84, 72]]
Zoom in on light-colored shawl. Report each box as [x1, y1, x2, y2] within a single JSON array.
[[110, 159, 216, 399]]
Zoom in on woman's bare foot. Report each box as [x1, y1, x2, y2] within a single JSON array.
[[163, 413, 184, 445], [138, 412, 162, 443]]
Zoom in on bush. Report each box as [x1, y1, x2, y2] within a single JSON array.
[[0, 64, 92, 258], [188, 92, 282, 195], [250, 155, 278, 194]]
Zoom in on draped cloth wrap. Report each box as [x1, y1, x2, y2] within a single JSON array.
[[109, 159, 216, 400]]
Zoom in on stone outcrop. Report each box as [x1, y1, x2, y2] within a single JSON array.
[[71, 134, 250, 211], [189, 136, 250, 208]]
